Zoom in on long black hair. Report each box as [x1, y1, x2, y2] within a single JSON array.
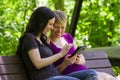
[[16, 6, 55, 55], [25, 6, 55, 36]]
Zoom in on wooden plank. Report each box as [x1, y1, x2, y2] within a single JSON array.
[[82, 50, 108, 59], [92, 68, 115, 76], [0, 56, 22, 64], [83, 50, 115, 76], [0, 74, 27, 80], [0, 64, 26, 75], [85, 59, 112, 68], [0, 50, 115, 80]]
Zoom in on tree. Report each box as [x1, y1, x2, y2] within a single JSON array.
[[0, 0, 37, 55], [68, 0, 83, 37]]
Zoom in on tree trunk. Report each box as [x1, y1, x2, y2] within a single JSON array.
[[69, 0, 83, 37]]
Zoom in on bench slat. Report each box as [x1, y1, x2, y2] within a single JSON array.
[[93, 68, 114, 76], [0, 74, 27, 80], [0, 64, 26, 75], [85, 59, 112, 68], [0, 56, 22, 64], [82, 50, 108, 59]]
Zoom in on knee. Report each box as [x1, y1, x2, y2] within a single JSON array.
[[87, 69, 97, 75], [86, 69, 98, 80]]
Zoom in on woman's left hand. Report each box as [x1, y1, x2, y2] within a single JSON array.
[[75, 54, 81, 64], [74, 53, 86, 65]]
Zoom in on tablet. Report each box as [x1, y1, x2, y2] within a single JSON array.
[[69, 46, 86, 58]]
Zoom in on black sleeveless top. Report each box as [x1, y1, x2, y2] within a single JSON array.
[[20, 33, 61, 80]]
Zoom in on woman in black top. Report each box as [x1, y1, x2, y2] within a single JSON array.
[[16, 6, 79, 80], [16, 6, 98, 80]]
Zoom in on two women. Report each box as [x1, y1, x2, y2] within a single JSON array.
[[16, 6, 98, 80]]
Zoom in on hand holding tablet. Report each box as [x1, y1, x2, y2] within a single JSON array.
[[69, 46, 86, 58]]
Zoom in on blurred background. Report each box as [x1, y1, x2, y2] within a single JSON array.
[[0, 0, 120, 78]]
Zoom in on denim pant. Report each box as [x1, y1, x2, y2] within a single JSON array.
[[46, 76, 79, 80], [47, 69, 98, 80], [66, 69, 98, 80]]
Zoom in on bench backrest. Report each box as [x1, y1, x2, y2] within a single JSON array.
[[83, 50, 114, 76], [0, 50, 114, 80], [0, 55, 27, 80]]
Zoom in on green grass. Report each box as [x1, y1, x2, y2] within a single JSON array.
[[113, 66, 120, 76]]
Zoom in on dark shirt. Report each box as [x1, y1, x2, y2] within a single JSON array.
[[20, 33, 61, 80]]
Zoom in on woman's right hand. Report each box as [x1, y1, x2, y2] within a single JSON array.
[[63, 54, 78, 66], [59, 44, 72, 57]]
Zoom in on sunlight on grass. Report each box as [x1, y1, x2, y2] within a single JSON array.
[[113, 66, 120, 76], [113, 66, 120, 80]]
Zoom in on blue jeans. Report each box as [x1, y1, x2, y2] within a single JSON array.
[[47, 69, 98, 80], [66, 69, 98, 80], [46, 76, 79, 80]]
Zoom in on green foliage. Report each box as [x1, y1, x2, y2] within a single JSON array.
[[75, 0, 120, 47], [0, 0, 120, 56], [0, 0, 119, 77], [0, 0, 37, 55], [113, 66, 120, 76]]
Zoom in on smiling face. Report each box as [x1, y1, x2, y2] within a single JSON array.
[[43, 18, 55, 35], [50, 10, 67, 39], [51, 22, 66, 38]]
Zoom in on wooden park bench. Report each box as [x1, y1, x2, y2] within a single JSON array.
[[83, 50, 114, 76], [0, 50, 115, 80]]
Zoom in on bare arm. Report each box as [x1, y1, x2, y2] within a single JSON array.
[[56, 54, 77, 72], [56, 53, 86, 72], [56, 60, 67, 72], [28, 44, 72, 69]]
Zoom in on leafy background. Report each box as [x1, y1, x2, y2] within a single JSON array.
[[0, 0, 120, 55], [0, 0, 120, 78]]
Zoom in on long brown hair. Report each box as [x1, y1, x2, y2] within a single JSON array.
[[16, 6, 55, 55], [25, 6, 55, 36]]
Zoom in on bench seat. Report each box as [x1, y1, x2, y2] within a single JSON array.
[[0, 50, 114, 80]]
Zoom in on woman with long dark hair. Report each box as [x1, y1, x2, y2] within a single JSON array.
[[16, 6, 79, 80]]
